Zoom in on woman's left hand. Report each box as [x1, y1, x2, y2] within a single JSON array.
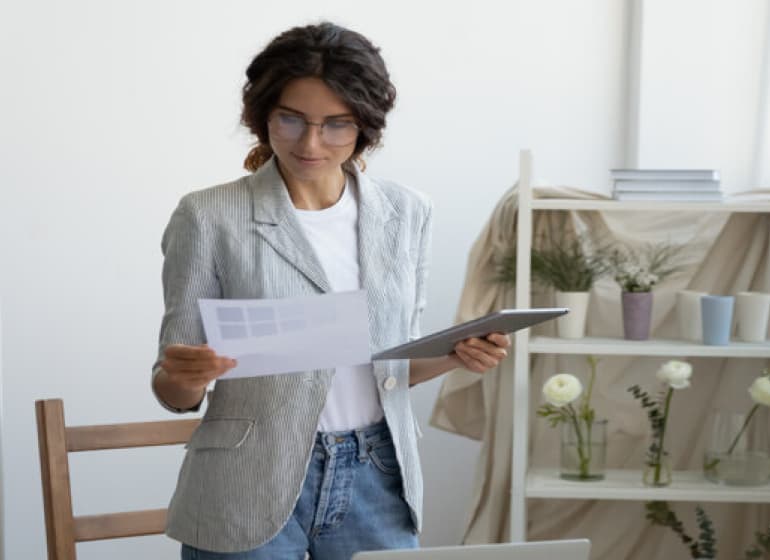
[[451, 332, 511, 373]]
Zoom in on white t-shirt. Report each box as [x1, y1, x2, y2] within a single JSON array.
[[294, 176, 384, 432]]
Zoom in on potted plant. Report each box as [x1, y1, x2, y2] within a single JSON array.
[[609, 242, 685, 340], [499, 231, 610, 339]]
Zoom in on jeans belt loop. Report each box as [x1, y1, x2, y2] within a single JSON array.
[[356, 428, 368, 462]]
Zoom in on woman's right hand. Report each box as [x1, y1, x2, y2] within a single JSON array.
[[160, 344, 238, 392]]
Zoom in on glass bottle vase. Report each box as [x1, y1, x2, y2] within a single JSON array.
[[703, 408, 770, 486], [560, 419, 607, 481], [642, 456, 672, 487]]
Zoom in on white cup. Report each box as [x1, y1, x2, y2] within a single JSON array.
[[734, 291, 770, 342], [676, 290, 708, 342]]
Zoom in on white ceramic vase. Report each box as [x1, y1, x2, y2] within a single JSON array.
[[734, 291, 770, 342], [554, 291, 590, 339], [675, 290, 707, 342]]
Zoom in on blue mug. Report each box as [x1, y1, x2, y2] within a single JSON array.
[[701, 295, 735, 345]]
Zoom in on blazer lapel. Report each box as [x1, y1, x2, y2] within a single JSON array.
[[355, 166, 399, 348], [249, 159, 331, 293]]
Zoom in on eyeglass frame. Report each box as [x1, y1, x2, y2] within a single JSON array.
[[267, 109, 361, 147]]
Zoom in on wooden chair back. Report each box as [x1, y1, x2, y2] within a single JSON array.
[[35, 398, 199, 559]]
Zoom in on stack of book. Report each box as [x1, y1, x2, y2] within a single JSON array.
[[610, 169, 722, 202]]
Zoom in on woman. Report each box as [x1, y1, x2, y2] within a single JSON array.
[[152, 22, 510, 559]]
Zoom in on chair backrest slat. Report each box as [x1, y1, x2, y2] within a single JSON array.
[[35, 398, 199, 559], [66, 419, 199, 452], [74, 509, 168, 541], [36, 400, 77, 560]]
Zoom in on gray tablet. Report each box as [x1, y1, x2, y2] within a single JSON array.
[[372, 307, 568, 360]]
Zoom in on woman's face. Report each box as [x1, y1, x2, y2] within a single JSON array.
[[268, 77, 358, 184]]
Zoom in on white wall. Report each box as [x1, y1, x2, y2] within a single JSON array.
[[635, 0, 769, 188], [0, 1, 765, 558]]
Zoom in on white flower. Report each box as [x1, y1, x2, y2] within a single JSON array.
[[640, 272, 659, 288], [749, 376, 770, 407], [624, 264, 642, 276], [656, 360, 692, 389], [543, 373, 583, 407]]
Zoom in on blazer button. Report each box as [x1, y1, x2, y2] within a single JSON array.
[[383, 376, 397, 391]]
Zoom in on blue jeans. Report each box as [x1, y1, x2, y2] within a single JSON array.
[[181, 419, 418, 560]]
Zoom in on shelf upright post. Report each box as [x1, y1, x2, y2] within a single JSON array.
[[510, 149, 533, 542]]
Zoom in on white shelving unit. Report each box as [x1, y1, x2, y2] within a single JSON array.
[[529, 337, 770, 358], [526, 469, 770, 503], [531, 199, 767, 213], [509, 150, 770, 542]]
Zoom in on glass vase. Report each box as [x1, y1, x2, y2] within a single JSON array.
[[643, 456, 672, 487], [560, 419, 607, 481], [703, 408, 770, 486]]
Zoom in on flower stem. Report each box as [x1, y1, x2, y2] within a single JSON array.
[[654, 387, 674, 485], [585, 419, 593, 472], [581, 356, 598, 474], [567, 404, 589, 478], [727, 404, 759, 455], [582, 356, 597, 419]]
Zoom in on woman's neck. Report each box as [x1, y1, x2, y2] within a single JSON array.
[[277, 162, 346, 210]]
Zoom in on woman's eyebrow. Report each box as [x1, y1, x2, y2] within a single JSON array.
[[276, 104, 354, 119]]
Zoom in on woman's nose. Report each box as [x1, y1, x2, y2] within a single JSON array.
[[297, 123, 324, 150]]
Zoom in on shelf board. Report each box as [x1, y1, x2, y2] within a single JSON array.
[[530, 199, 770, 213], [528, 336, 770, 358], [526, 468, 770, 502]]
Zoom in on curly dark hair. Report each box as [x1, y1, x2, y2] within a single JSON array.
[[241, 22, 397, 171]]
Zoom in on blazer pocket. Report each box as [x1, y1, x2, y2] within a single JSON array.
[[185, 418, 255, 450]]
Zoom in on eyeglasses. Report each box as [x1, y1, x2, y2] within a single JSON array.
[[268, 112, 359, 147]]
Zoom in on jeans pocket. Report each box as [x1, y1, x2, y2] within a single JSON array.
[[368, 439, 400, 476]]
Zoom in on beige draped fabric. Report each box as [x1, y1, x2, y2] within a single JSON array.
[[430, 185, 770, 559]]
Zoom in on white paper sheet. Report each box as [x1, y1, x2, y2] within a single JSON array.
[[198, 290, 372, 378]]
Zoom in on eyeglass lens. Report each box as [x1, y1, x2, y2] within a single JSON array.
[[269, 113, 358, 146]]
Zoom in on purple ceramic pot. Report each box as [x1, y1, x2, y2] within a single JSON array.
[[622, 291, 653, 340]]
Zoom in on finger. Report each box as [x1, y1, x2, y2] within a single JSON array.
[[477, 333, 509, 348], [486, 332, 512, 348], [466, 342, 503, 368], [215, 356, 238, 375], [162, 354, 232, 381], [456, 345, 496, 370], [164, 344, 216, 361], [461, 338, 507, 360], [162, 355, 222, 374], [165, 370, 211, 390], [168, 360, 232, 385], [463, 337, 498, 351], [455, 348, 486, 373]]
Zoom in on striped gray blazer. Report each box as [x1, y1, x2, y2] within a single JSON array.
[[153, 158, 432, 553]]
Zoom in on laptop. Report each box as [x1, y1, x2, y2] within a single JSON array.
[[351, 539, 591, 560]]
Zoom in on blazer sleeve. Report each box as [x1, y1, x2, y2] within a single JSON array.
[[152, 198, 223, 412], [409, 201, 433, 341]]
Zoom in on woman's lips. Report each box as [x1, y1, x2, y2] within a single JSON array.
[[292, 153, 325, 165]]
